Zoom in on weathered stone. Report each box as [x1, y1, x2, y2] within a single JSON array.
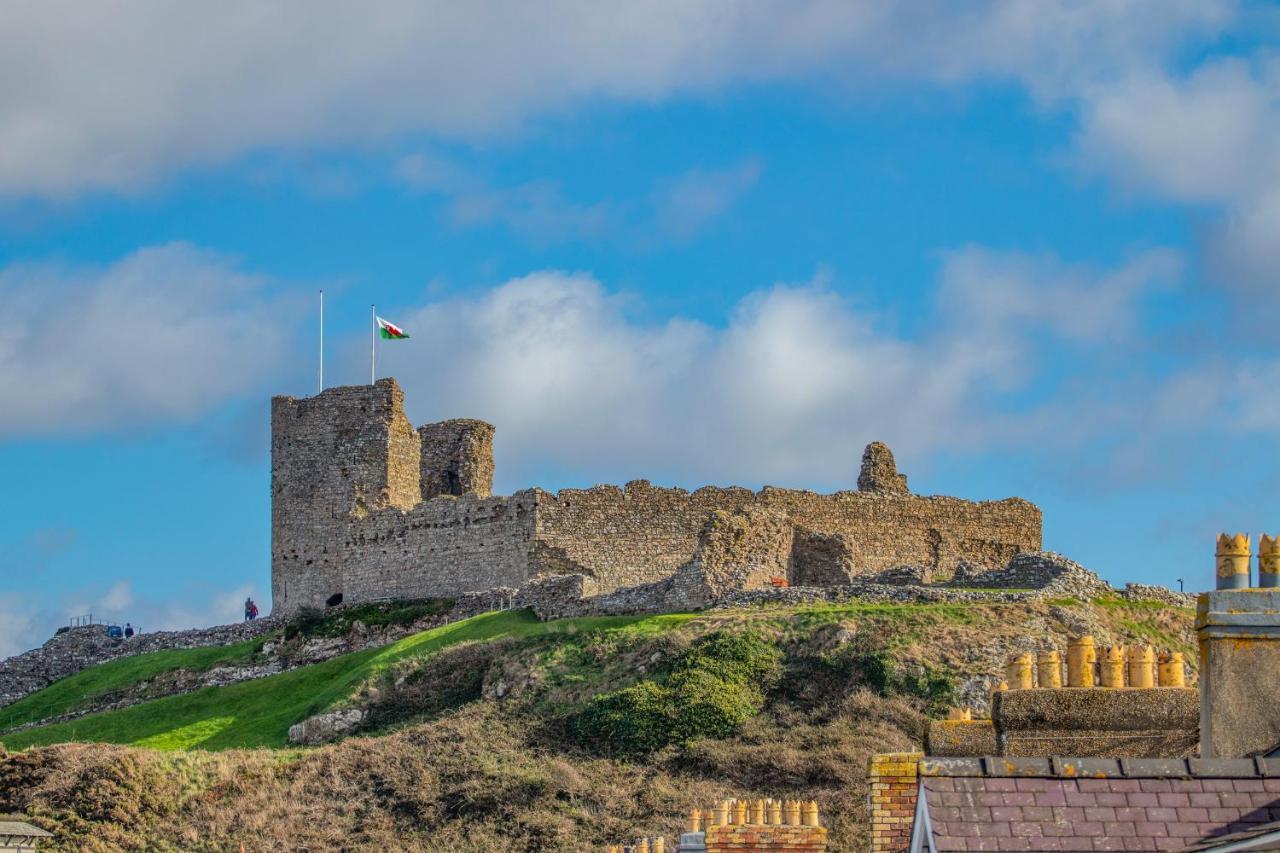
[[946, 550, 1111, 598], [667, 507, 794, 607], [926, 719, 998, 757], [271, 381, 1041, 615], [1197, 588, 1280, 758], [288, 707, 366, 745], [790, 528, 857, 585], [993, 687, 1200, 758], [0, 619, 278, 709], [418, 418, 495, 499], [857, 441, 909, 494]]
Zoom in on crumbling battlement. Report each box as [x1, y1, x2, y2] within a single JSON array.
[[271, 379, 1043, 614]]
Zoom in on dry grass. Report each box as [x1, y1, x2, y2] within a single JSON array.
[[0, 597, 1197, 851], [2, 692, 921, 851]]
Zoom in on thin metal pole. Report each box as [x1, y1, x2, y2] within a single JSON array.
[[371, 304, 376, 384], [318, 289, 324, 394]]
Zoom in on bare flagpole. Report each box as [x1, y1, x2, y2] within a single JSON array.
[[318, 289, 324, 395], [371, 304, 376, 385]]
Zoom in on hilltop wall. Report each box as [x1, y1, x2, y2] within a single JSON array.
[[532, 482, 1041, 593], [271, 379, 1043, 614], [340, 492, 537, 604]]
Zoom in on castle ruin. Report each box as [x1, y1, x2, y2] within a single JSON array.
[[271, 379, 1042, 615]]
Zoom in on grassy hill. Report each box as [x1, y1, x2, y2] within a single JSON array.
[[0, 597, 1196, 851], [3, 610, 694, 751]]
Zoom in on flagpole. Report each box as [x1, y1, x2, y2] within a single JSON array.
[[371, 304, 376, 385], [318, 289, 324, 395]]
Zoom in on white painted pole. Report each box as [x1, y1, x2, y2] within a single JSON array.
[[371, 304, 376, 385], [318, 289, 324, 394]]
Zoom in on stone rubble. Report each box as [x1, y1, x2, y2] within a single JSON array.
[[0, 618, 279, 709]]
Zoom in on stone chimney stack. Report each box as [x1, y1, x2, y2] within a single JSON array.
[[857, 442, 909, 495], [1197, 531, 1280, 758]]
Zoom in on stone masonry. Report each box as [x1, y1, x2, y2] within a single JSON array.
[[271, 379, 1043, 615], [858, 441, 909, 494], [418, 418, 495, 499]]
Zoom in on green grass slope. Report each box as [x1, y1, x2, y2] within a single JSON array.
[[0, 637, 266, 732], [3, 609, 694, 751]]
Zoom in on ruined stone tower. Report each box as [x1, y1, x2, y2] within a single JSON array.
[[419, 419, 495, 499], [271, 379, 499, 612], [857, 441, 909, 494]]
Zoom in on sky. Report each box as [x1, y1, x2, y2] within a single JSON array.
[[2, 1, 1279, 656]]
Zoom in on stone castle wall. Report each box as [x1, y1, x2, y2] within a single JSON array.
[[340, 492, 537, 604], [531, 482, 1040, 594], [271, 379, 1043, 614]]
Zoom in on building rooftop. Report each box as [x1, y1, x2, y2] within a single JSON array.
[[916, 756, 1280, 852], [0, 818, 52, 837]]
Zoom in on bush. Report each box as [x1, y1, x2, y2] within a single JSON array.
[[668, 669, 764, 742], [673, 631, 782, 689], [571, 630, 782, 755], [854, 651, 955, 716], [571, 681, 672, 754]]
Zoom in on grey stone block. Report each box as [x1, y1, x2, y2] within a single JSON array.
[[1119, 758, 1191, 778], [1187, 758, 1260, 778]]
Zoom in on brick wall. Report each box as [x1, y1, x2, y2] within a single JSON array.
[[867, 752, 922, 853], [704, 824, 827, 852]]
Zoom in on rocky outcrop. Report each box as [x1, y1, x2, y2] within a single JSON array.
[[0, 588, 516, 713], [288, 708, 366, 745]]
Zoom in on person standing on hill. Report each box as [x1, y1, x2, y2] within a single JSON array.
[[124, 623, 134, 638], [244, 597, 256, 622]]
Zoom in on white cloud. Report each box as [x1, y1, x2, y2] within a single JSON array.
[[1074, 57, 1280, 294], [376, 250, 1177, 488], [0, 243, 299, 436], [0, 595, 35, 658], [393, 152, 758, 244], [937, 246, 1182, 344], [447, 180, 613, 243], [654, 158, 763, 239], [0, 1, 1231, 198], [98, 580, 134, 612]]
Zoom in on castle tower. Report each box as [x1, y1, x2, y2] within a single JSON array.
[[271, 379, 421, 614], [857, 441, 909, 494], [418, 418, 495, 499]]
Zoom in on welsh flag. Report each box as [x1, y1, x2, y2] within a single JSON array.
[[376, 316, 410, 340]]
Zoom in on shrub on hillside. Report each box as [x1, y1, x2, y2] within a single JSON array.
[[571, 630, 781, 755], [671, 631, 782, 689], [283, 598, 454, 640], [854, 650, 955, 716]]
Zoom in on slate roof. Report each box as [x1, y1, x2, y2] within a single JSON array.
[[916, 757, 1280, 852], [1177, 819, 1280, 851], [0, 818, 52, 837]]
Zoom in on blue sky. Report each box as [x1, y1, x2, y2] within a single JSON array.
[[2, 1, 1278, 655]]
